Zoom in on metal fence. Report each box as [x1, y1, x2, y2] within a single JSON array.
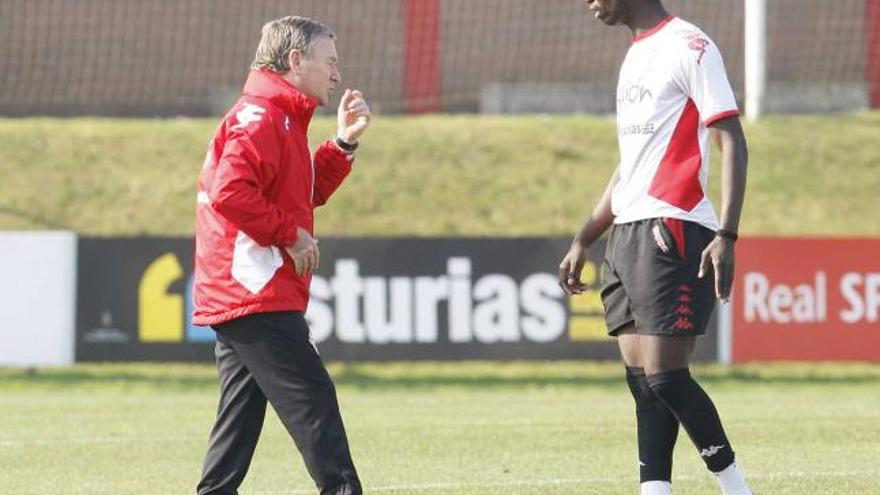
[[1, 0, 876, 116]]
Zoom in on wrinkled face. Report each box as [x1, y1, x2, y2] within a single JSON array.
[[585, 0, 630, 26], [292, 36, 341, 106]]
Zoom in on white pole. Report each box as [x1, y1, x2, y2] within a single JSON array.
[[745, 0, 767, 121], [717, 301, 733, 365]]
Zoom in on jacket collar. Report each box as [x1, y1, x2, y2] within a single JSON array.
[[241, 69, 318, 125]]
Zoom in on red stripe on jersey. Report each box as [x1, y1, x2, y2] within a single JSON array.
[[663, 217, 687, 258], [705, 109, 740, 127], [648, 98, 704, 212]]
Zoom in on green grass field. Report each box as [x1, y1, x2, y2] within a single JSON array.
[[2, 362, 879, 494], [2, 114, 879, 493], [1, 113, 879, 236]]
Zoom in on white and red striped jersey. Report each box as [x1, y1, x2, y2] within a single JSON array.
[[611, 16, 739, 230]]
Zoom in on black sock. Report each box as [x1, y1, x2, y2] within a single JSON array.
[[646, 368, 735, 473], [625, 366, 679, 483]]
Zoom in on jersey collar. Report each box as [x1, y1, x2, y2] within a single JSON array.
[[241, 69, 318, 125], [631, 15, 676, 44]]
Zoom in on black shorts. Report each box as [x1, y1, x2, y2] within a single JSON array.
[[601, 217, 716, 336]]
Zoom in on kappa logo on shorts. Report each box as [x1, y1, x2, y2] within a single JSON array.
[[652, 225, 670, 253], [672, 284, 696, 331], [672, 317, 695, 331], [676, 304, 694, 316]]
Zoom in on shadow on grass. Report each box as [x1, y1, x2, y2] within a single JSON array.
[[0, 368, 217, 389], [0, 204, 67, 229], [332, 366, 880, 390], [2, 363, 880, 391]]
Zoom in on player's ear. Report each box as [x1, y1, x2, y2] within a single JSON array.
[[288, 49, 304, 74]]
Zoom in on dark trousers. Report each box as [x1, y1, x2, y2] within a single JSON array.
[[197, 311, 361, 495]]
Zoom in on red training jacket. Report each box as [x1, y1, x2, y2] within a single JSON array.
[[192, 69, 354, 326]]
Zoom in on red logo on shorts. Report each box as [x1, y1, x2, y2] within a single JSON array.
[[672, 284, 695, 331], [672, 318, 695, 330], [676, 305, 694, 316]]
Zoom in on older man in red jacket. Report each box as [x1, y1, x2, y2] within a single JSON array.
[[192, 16, 370, 495]]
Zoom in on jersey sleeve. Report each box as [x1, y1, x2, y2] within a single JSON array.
[[673, 34, 739, 126], [312, 140, 354, 207]]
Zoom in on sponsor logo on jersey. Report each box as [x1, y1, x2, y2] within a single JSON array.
[[231, 103, 266, 130], [619, 121, 656, 137], [617, 83, 654, 108]]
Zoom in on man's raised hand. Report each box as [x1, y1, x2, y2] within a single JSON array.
[[337, 89, 371, 144]]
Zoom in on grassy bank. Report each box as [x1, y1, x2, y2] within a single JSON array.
[[1, 113, 878, 236]]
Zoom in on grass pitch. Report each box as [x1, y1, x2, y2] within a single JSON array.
[[2, 113, 879, 494], [2, 362, 878, 494]]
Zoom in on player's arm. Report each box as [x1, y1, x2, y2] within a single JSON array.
[[700, 116, 748, 301], [675, 33, 747, 302], [710, 117, 748, 238], [312, 142, 353, 207], [558, 165, 620, 295], [313, 89, 372, 206], [209, 127, 299, 248], [210, 129, 321, 274]]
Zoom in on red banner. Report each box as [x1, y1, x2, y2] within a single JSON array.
[[868, 0, 880, 107], [732, 238, 880, 361], [403, 0, 442, 114]]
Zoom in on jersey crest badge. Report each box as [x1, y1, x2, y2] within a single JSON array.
[[685, 33, 710, 65], [231, 103, 266, 130]]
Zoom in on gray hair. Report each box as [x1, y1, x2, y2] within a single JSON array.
[[251, 16, 336, 73]]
